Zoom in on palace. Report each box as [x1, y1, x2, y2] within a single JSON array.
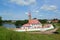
[[15, 12, 54, 31]]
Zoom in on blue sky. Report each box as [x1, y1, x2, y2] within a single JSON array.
[[0, 0, 60, 20]]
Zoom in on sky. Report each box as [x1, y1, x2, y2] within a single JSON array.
[[0, 0, 60, 20]]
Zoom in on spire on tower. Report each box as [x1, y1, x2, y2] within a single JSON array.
[[28, 12, 31, 20]]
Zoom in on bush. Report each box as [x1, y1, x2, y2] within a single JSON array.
[[0, 17, 2, 26], [15, 20, 28, 28], [39, 19, 47, 24]]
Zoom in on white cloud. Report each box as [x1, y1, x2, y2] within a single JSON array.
[[9, 0, 36, 5], [35, 10, 39, 13], [32, 10, 39, 13], [25, 12, 28, 15], [39, 15, 43, 16], [54, 10, 60, 13], [40, 5, 60, 14], [40, 5, 57, 11]]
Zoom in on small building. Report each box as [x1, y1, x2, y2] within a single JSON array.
[[52, 19, 58, 23]]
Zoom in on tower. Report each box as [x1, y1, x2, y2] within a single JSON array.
[[28, 12, 32, 24], [28, 12, 31, 20]]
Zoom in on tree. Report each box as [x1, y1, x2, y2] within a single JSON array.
[[15, 20, 28, 28], [0, 16, 2, 26], [58, 20, 60, 23], [39, 19, 47, 24], [15, 21, 21, 28]]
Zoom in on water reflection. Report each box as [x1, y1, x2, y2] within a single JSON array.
[[3, 23, 16, 28]]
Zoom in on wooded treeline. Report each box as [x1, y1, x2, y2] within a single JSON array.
[[0, 16, 60, 28]]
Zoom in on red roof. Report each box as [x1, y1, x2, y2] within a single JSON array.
[[23, 24, 30, 27], [28, 19, 40, 24], [23, 19, 40, 27]]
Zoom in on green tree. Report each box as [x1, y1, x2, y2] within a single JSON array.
[[39, 19, 47, 24], [58, 20, 60, 23], [0, 16, 2, 26], [15, 20, 28, 28]]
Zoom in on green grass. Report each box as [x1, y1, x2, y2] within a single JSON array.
[[0, 26, 60, 40], [54, 23, 60, 27]]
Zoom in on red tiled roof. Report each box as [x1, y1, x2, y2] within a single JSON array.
[[23, 19, 40, 27], [23, 24, 30, 27], [28, 19, 40, 24]]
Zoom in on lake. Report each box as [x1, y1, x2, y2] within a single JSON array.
[[3, 23, 16, 28]]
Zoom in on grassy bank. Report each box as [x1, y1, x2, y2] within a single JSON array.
[[0, 26, 60, 40], [54, 23, 60, 27]]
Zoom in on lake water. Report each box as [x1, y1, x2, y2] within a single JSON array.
[[3, 23, 16, 28]]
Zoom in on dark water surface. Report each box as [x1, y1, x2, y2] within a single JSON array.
[[3, 23, 16, 28]]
